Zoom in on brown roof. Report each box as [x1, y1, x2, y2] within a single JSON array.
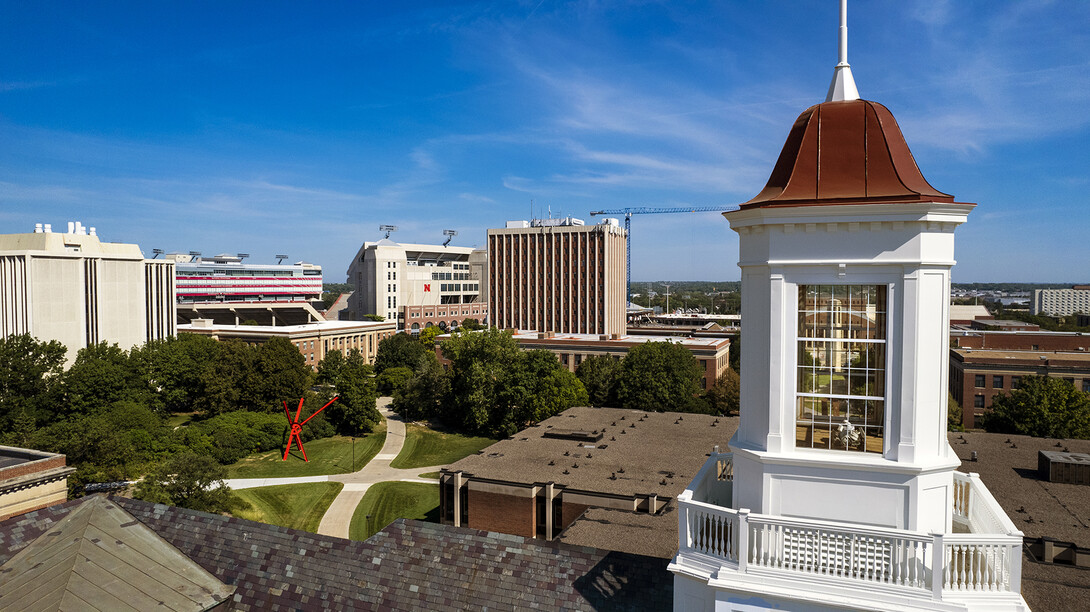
[[447, 407, 735, 499], [742, 99, 958, 209]]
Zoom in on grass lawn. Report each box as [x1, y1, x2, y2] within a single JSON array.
[[227, 422, 387, 479], [166, 413, 196, 428], [231, 482, 343, 533], [389, 423, 497, 469], [348, 482, 439, 541], [417, 471, 440, 479]]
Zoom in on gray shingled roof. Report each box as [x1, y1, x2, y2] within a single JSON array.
[[0, 496, 233, 611], [0, 496, 672, 611]]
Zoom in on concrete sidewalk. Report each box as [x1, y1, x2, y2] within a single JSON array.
[[224, 397, 445, 539]]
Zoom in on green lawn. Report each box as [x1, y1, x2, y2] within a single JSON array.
[[166, 413, 196, 428], [389, 423, 497, 469], [231, 482, 343, 533], [417, 471, 441, 479], [348, 482, 440, 541], [227, 423, 387, 479]]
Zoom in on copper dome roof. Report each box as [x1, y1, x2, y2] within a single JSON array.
[[741, 99, 954, 209]]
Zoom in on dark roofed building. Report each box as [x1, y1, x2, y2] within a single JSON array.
[[441, 407, 735, 547], [0, 495, 673, 611]]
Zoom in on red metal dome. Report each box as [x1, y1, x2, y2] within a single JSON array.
[[741, 99, 955, 209]]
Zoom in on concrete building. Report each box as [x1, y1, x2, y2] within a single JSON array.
[[178, 318, 396, 369], [169, 253, 326, 326], [488, 217, 626, 336], [345, 239, 486, 331], [440, 407, 732, 542], [670, 5, 1027, 609], [507, 330, 731, 391], [950, 347, 1090, 429], [0, 222, 176, 362], [0, 446, 74, 522], [1032, 287, 1090, 316]]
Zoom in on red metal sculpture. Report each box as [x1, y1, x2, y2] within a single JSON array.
[[283, 396, 338, 461]]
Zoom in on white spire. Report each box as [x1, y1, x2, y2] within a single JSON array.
[[825, 0, 859, 102]]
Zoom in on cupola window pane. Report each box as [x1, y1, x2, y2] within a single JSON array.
[[796, 284, 886, 453]]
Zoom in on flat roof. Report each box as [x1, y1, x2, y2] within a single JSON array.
[[179, 319, 394, 335], [557, 506, 680, 559], [447, 407, 736, 499], [952, 348, 1090, 365], [0, 446, 64, 472], [509, 330, 730, 350]]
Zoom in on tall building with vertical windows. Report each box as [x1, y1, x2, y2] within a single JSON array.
[[0, 222, 176, 363], [345, 239, 487, 332], [488, 217, 626, 336]]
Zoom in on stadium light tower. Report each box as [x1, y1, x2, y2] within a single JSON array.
[[151, 248, 164, 259], [380, 224, 398, 239], [443, 229, 457, 247], [276, 254, 289, 264]]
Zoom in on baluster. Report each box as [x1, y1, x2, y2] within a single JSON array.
[[973, 545, 982, 591]]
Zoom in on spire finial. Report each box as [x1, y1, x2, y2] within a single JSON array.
[[825, 0, 859, 102]]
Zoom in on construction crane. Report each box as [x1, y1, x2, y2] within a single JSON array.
[[589, 205, 739, 304]]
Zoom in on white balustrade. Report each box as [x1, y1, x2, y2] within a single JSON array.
[[678, 457, 1024, 600]]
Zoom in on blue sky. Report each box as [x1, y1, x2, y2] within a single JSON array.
[[2, 1, 1088, 283]]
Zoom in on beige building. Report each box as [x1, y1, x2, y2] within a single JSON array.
[[178, 318, 396, 369], [346, 239, 487, 331], [488, 218, 626, 336], [0, 222, 175, 362], [0, 446, 74, 522], [508, 330, 731, 390]]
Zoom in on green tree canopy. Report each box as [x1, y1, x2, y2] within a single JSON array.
[[440, 328, 522, 435], [374, 333, 426, 374], [417, 325, 442, 347], [615, 341, 702, 412], [134, 452, 234, 513], [508, 350, 588, 426], [315, 349, 346, 387], [576, 355, 622, 407], [981, 376, 1090, 439], [131, 333, 221, 414], [63, 342, 144, 415], [390, 352, 449, 422], [328, 349, 380, 434], [704, 367, 740, 416], [0, 334, 66, 427]]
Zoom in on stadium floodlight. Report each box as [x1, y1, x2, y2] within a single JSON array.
[[443, 229, 458, 247], [380, 224, 398, 239], [237, 253, 249, 260], [276, 254, 289, 264], [151, 248, 164, 258], [188, 251, 202, 261]]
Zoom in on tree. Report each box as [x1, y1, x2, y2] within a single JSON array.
[[315, 349, 346, 387], [615, 341, 703, 412], [134, 452, 234, 513], [705, 368, 741, 416], [391, 352, 449, 422], [374, 333, 426, 374], [363, 314, 385, 321], [376, 366, 413, 395], [576, 355, 622, 407], [62, 342, 143, 415], [248, 338, 312, 412], [509, 350, 588, 426], [981, 376, 1090, 439], [329, 349, 380, 434], [947, 392, 963, 432], [461, 318, 483, 331], [0, 334, 66, 427], [418, 325, 442, 347], [131, 333, 220, 414], [440, 328, 522, 435]]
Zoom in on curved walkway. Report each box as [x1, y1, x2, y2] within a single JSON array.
[[223, 397, 445, 539]]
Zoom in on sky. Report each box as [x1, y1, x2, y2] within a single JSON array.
[[2, 1, 1089, 284]]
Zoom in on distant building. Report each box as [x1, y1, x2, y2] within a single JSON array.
[[345, 239, 486, 331], [488, 217, 626, 336], [0, 222, 175, 362], [169, 253, 325, 326], [950, 347, 1090, 428], [178, 318, 396, 369], [505, 330, 731, 391], [1032, 287, 1090, 316], [948, 304, 993, 326], [0, 445, 74, 521]]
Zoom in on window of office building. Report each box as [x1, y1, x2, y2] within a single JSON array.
[[1012, 376, 1022, 389], [974, 395, 985, 409], [992, 375, 1003, 389], [974, 374, 986, 388], [796, 285, 886, 454]]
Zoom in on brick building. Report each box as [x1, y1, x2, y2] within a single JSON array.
[[488, 217, 626, 336], [439, 407, 731, 542], [950, 347, 1090, 428], [0, 446, 74, 521]]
